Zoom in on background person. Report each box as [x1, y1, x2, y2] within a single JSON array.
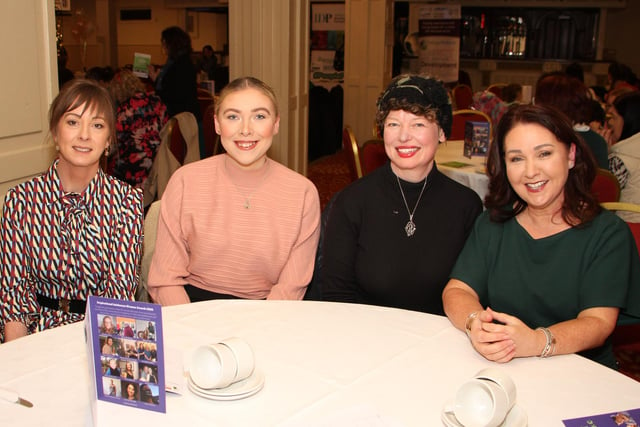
[[442, 103, 640, 369], [148, 76, 320, 304], [605, 92, 640, 221], [106, 68, 168, 189], [321, 74, 482, 313], [0, 79, 143, 343], [534, 72, 609, 169]]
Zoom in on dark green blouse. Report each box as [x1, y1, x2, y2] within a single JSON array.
[[451, 209, 640, 368]]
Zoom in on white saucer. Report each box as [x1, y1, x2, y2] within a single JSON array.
[[187, 369, 265, 401], [441, 401, 527, 427]]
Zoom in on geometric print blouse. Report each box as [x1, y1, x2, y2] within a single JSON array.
[[0, 160, 143, 341]]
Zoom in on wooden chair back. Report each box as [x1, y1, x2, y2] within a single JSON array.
[[342, 126, 363, 180]]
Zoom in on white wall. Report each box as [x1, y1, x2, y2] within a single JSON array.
[[0, 1, 57, 199]]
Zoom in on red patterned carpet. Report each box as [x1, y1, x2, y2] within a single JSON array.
[[307, 150, 353, 211]]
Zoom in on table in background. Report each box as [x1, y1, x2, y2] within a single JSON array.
[[1, 300, 639, 426], [436, 139, 489, 201]]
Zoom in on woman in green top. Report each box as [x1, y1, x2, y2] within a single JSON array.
[[442, 103, 640, 368]]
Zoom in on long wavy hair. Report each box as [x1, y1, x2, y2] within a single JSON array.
[[485, 103, 600, 226]]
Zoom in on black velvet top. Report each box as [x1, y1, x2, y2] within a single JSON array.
[[321, 161, 482, 314]]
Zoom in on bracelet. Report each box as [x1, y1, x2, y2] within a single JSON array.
[[536, 327, 556, 358], [465, 311, 479, 338]]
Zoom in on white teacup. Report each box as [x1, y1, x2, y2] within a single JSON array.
[[189, 343, 238, 389], [454, 378, 510, 427], [474, 367, 517, 411], [219, 337, 255, 382]]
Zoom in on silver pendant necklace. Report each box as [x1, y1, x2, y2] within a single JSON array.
[[396, 175, 427, 237]]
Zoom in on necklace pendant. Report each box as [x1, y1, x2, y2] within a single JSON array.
[[404, 220, 416, 237]]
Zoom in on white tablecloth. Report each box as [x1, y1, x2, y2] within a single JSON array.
[[436, 140, 489, 201], [1, 300, 639, 426]]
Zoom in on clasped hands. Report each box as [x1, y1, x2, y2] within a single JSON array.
[[466, 307, 542, 363]]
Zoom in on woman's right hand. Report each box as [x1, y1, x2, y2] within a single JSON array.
[[597, 124, 615, 147], [467, 309, 516, 363]]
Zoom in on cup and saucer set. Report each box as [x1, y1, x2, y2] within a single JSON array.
[[187, 337, 265, 401], [440, 368, 528, 427]]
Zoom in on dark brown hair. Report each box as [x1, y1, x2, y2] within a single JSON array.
[[49, 79, 116, 148], [485, 103, 600, 226], [535, 73, 592, 124]]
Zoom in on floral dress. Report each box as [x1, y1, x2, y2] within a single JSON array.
[[107, 92, 168, 188], [0, 161, 143, 341]]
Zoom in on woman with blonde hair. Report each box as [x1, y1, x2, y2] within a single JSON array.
[[148, 76, 320, 304]]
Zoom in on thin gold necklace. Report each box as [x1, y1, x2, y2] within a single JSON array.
[[396, 175, 427, 237], [226, 158, 271, 209]]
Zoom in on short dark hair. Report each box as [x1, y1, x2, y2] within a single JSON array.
[[613, 91, 640, 140], [485, 103, 600, 226], [535, 73, 592, 125]]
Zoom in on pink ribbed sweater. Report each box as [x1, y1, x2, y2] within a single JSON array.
[[147, 155, 321, 305]]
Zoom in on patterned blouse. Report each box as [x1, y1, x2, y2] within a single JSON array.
[[107, 92, 168, 189], [0, 160, 144, 340]]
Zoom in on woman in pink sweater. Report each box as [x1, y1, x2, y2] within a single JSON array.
[[148, 77, 321, 304]]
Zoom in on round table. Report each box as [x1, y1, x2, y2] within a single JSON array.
[[1, 300, 639, 426]]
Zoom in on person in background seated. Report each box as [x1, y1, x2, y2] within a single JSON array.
[[321, 75, 482, 314], [106, 68, 168, 189], [147, 76, 320, 304], [0, 79, 143, 342], [534, 72, 609, 169], [500, 83, 522, 104], [605, 92, 640, 222], [442, 103, 640, 369], [57, 46, 74, 89], [199, 44, 218, 81]]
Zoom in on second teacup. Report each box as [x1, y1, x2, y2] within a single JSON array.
[[454, 378, 510, 427], [189, 343, 238, 389]]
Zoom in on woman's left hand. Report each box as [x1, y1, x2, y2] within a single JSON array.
[[483, 307, 544, 359]]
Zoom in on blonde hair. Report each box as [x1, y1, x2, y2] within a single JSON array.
[[215, 76, 279, 117], [108, 69, 146, 105]]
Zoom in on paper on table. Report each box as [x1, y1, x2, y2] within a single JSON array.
[[439, 161, 474, 168], [562, 407, 640, 426]]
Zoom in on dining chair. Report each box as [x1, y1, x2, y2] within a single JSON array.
[[486, 83, 508, 100], [452, 84, 473, 110], [601, 201, 640, 382], [591, 168, 621, 203], [138, 200, 161, 303], [342, 126, 363, 181], [360, 139, 388, 175], [201, 104, 217, 158], [169, 118, 187, 164], [451, 109, 492, 141]]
